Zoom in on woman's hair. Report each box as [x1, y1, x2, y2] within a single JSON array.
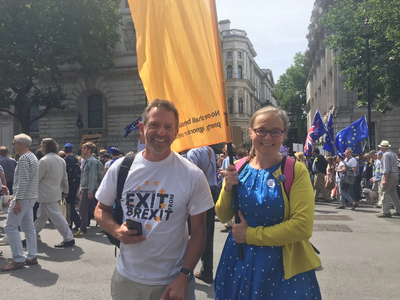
[[294, 152, 305, 162], [248, 106, 289, 161], [41, 138, 58, 154], [327, 156, 335, 165], [35, 149, 44, 160]]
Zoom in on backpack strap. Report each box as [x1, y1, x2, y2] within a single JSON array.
[[235, 157, 249, 173], [280, 156, 296, 199], [116, 153, 136, 202]]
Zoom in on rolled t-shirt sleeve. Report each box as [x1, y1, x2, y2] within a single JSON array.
[[95, 158, 120, 206], [187, 171, 214, 216]]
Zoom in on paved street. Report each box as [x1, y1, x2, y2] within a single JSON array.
[[0, 201, 399, 300]]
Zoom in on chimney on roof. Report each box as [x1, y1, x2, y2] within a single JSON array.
[[218, 19, 231, 31]]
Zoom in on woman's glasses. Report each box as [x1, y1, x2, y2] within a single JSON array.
[[253, 128, 284, 138]]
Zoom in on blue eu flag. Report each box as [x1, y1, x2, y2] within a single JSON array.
[[335, 116, 369, 154], [124, 117, 142, 138], [76, 113, 83, 129], [323, 113, 335, 154]]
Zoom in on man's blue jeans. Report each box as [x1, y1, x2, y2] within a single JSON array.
[[5, 199, 37, 263]]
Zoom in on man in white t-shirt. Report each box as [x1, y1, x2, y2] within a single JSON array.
[[95, 100, 214, 300]]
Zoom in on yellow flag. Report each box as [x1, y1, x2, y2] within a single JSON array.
[[128, 0, 231, 152]]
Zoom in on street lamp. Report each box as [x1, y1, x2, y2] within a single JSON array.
[[360, 20, 373, 150]]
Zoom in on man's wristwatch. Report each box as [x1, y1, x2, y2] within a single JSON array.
[[179, 268, 193, 281]]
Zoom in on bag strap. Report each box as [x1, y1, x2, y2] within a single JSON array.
[[116, 153, 136, 202], [281, 156, 296, 199], [235, 157, 249, 173]]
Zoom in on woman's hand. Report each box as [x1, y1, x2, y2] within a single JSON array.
[[232, 211, 249, 244], [224, 165, 238, 192]]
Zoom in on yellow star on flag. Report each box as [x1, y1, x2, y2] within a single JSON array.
[[160, 203, 167, 209], [154, 180, 159, 186], [137, 185, 141, 190], [145, 180, 149, 185], [146, 224, 152, 230], [159, 188, 165, 195], [155, 216, 161, 223]]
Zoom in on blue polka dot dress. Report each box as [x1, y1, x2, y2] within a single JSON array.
[[214, 163, 321, 300]]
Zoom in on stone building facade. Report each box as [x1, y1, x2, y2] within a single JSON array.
[[305, 0, 400, 151], [1, 2, 275, 153], [219, 20, 276, 140]]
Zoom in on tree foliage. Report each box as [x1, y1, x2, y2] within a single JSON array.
[[320, 0, 400, 112], [274, 52, 309, 142], [0, 0, 121, 133]]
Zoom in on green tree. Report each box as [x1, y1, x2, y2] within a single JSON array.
[[274, 52, 309, 143], [320, 0, 400, 112], [0, 0, 121, 133]]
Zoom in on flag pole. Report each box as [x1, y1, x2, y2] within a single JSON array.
[[227, 143, 244, 260]]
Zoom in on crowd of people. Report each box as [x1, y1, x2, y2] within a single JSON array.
[[16, 100, 400, 298], [294, 141, 400, 218]]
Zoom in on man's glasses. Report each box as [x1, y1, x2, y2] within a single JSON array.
[[253, 128, 285, 138]]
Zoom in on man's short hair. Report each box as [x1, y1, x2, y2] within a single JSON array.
[[346, 148, 353, 153], [313, 148, 320, 155], [14, 133, 32, 148], [0, 146, 9, 156], [369, 150, 377, 156], [141, 99, 179, 129], [82, 142, 96, 153]]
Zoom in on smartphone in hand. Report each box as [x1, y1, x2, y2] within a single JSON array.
[[126, 219, 143, 236]]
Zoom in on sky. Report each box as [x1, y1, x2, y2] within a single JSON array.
[[216, 0, 316, 82]]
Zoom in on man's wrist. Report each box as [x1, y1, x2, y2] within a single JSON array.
[[179, 268, 193, 281]]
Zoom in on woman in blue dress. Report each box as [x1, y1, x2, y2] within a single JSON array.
[[215, 106, 322, 300]]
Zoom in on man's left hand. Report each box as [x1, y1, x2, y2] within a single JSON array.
[[13, 201, 21, 215], [382, 179, 387, 187], [232, 210, 249, 244], [160, 273, 188, 300], [88, 193, 93, 200]]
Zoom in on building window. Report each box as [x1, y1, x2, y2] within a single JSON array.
[[238, 98, 243, 113], [228, 98, 233, 113], [238, 51, 242, 59], [88, 95, 103, 128], [30, 105, 40, 132], [227, 51, 232, 59], [227, 65, 233, 79], [238, 65, 243, 79]]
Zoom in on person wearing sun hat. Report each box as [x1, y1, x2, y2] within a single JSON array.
[[377, 140, 400, 218]]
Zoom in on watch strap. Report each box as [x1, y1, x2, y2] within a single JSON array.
[[179, 268, 193, 281]]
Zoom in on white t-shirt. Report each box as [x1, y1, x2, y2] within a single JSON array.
[[345, 157, 357, 172], [336, 161, 345, 182], [104, 160, 111, 170], [96, 150, 214, 285]]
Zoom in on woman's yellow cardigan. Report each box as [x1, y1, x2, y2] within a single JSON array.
[[215, 161, 321, 280]]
